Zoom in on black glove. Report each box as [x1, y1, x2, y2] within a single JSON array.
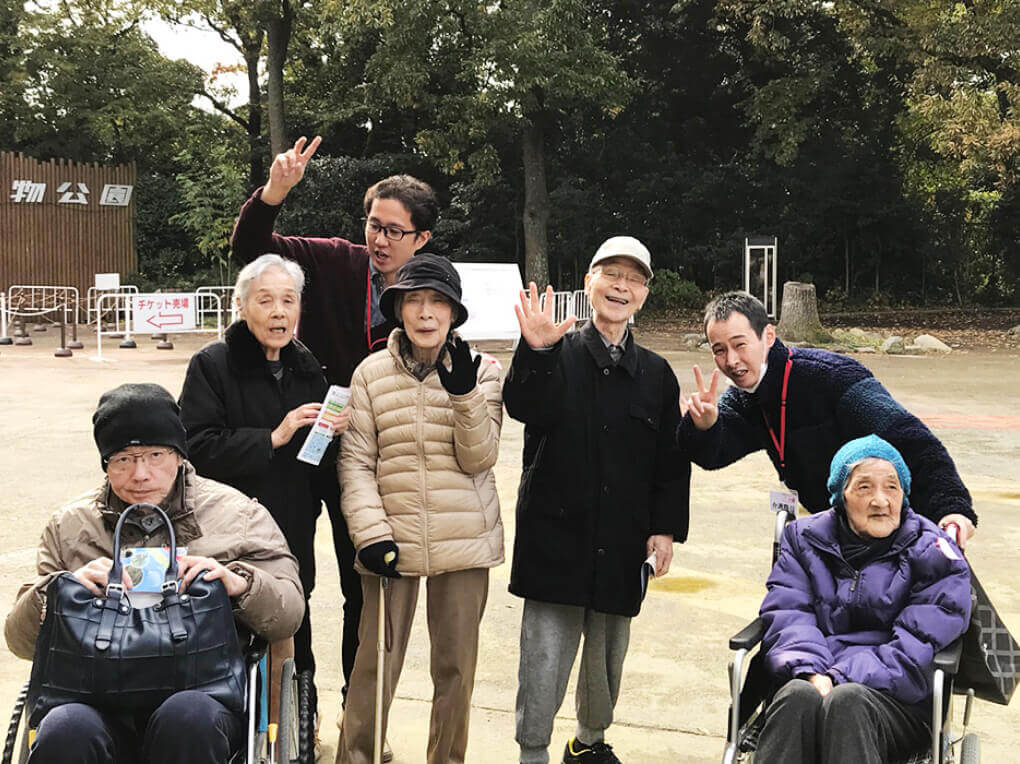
[[358, 540, 402, 578], [437, 337, 482, 396]]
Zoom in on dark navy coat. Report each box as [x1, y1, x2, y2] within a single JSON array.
[[503, 322, 690, 617], [677, 339, 976, 525], [760, 508, 971, 705]]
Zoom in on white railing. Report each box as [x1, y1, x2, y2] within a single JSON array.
[[93, 291, 223, 361], [87, 284, 138, 327], [539, 290, 587, 329], [6, 285, 79, 327], [0, 292, 8, 343], [196, 285, 236, 328]]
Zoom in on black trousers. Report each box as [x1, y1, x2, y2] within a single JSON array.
[[319, 467, 363, 696], [29, 691, 243, 764], [755, 679, 929, 764]]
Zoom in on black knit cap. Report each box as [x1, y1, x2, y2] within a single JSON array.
[[93, 383, 188, 467], [379, 253, 468, 328]]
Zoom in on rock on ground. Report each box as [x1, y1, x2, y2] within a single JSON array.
[[913, 334, 952, 353], [881, 336, 905, 354]]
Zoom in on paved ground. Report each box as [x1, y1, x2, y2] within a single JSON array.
[[1, 328, 1017, 762]]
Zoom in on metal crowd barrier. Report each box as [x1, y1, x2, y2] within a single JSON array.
[[87, 285, 138, 327], [93, 292, 223, 361], [196, 285, 236, 328]]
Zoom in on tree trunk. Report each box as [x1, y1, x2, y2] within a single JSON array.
[[777, 282, 833, 344], [521, 114, 550, 287], [265, 1, 293, 156], [243, 37, 263, 190], [843, 233, 851, 297]]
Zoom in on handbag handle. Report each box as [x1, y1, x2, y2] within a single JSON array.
[[96, 502, 188, 650], [105, 502, 179, 597]]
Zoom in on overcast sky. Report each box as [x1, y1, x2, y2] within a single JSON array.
[[142, 17, 248, 107]]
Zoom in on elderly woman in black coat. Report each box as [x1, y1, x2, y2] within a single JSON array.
[[178, 253, 349, 700]]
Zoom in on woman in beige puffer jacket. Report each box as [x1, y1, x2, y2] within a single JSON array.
[[336, 253, 503, 764]]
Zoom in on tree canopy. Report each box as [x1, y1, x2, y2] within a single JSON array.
[[1, 0, 1016, 305]]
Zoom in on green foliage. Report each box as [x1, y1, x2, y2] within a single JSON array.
[[646, 270, 704, 312], [2, 1, 206, 168], [170, 144, 248, 280], [3, 0, 1016, 304]]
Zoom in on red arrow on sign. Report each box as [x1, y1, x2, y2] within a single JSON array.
[[145, 312, 185, 330]]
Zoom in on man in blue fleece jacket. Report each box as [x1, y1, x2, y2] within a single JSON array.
[[676, 291, 977, 545]]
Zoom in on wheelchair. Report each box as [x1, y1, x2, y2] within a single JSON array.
[[2, 638, 316, 764], [722, 508, 981, 764]]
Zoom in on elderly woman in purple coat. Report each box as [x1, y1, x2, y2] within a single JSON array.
[[754, 435, 972, 764]]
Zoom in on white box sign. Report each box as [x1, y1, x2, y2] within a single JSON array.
[[452, 263, 524, 342]]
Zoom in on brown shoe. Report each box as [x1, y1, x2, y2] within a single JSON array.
[[382, 739, 393, 763]]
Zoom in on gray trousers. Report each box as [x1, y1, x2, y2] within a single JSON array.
[[755, 679, 929, 764], [515, 599, 631, 764]]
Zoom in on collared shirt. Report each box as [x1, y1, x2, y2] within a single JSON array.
[[367, 259, 387, 329], [597, 326, 630, 365]]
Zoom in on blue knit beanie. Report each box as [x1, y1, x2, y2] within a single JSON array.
[[827, 435, 911, 510]]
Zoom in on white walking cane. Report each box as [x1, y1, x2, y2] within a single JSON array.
[[374, 570, 393, 764]]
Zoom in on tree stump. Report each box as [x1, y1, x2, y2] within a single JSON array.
[[777, 282, 832, 344]]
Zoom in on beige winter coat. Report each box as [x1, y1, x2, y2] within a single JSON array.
[[5, 462, 304, 660], [340, 330, 504, 577]]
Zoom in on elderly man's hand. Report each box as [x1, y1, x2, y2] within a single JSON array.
[[73, 557, 132, 597], [938, 514, 976, 549], [177, 555, 250, 598], [646, 534, 674, 577]]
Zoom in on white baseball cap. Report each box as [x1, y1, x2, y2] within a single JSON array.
[[589, 236, 653, 279]]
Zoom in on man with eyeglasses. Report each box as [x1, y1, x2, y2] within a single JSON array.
[[230, 136, 438, 748], [5, 383, 303, 763], [504, 237, 690, 764]]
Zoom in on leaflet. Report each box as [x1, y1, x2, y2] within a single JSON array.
[[296, 385, 351, 465]]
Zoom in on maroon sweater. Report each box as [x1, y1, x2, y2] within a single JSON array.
[[231, 187, 396, 386]]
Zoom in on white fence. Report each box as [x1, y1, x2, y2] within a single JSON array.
[[0, 293, 8, 343], [87, 284, 138, 327], [196, 285, 237, 328], [5, 285, 79, 327], [539, 290, 591, 328], [93, 291, 223, 361]]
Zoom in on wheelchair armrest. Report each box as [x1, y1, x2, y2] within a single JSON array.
[[933, 636, 963, 674], [729, 617, 765, 651]]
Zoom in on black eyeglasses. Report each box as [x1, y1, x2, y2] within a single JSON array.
[[364, 218, 420, 242]]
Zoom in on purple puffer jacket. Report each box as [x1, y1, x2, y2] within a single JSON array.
[[760, 508, 971, 705]]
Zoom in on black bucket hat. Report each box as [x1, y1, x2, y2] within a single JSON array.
[[379, 253, 468, 328]]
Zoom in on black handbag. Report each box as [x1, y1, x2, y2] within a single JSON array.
[[955, 568, 1020, 705], [26, 503, 246, 726]]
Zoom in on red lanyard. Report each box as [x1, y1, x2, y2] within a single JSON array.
[[365, 267, 387, 351], [761, 348, 794, 469]]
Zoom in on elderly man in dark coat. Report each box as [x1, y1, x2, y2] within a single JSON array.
[[504, 237, 690, 764]]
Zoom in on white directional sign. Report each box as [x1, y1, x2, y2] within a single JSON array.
[[452, 263, 525, 342], [132, 293, 197, 333]]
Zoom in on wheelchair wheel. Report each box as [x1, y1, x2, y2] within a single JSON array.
[[297, 670, 316, 764], [2, 681, 28, 764], [277, 658, 299, 763], [960, 732, 979, 764]]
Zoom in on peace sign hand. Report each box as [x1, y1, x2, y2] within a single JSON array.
[[514, 282, 576, 349], [685, 364, 720, 431], [262, 135, 322, 205]]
